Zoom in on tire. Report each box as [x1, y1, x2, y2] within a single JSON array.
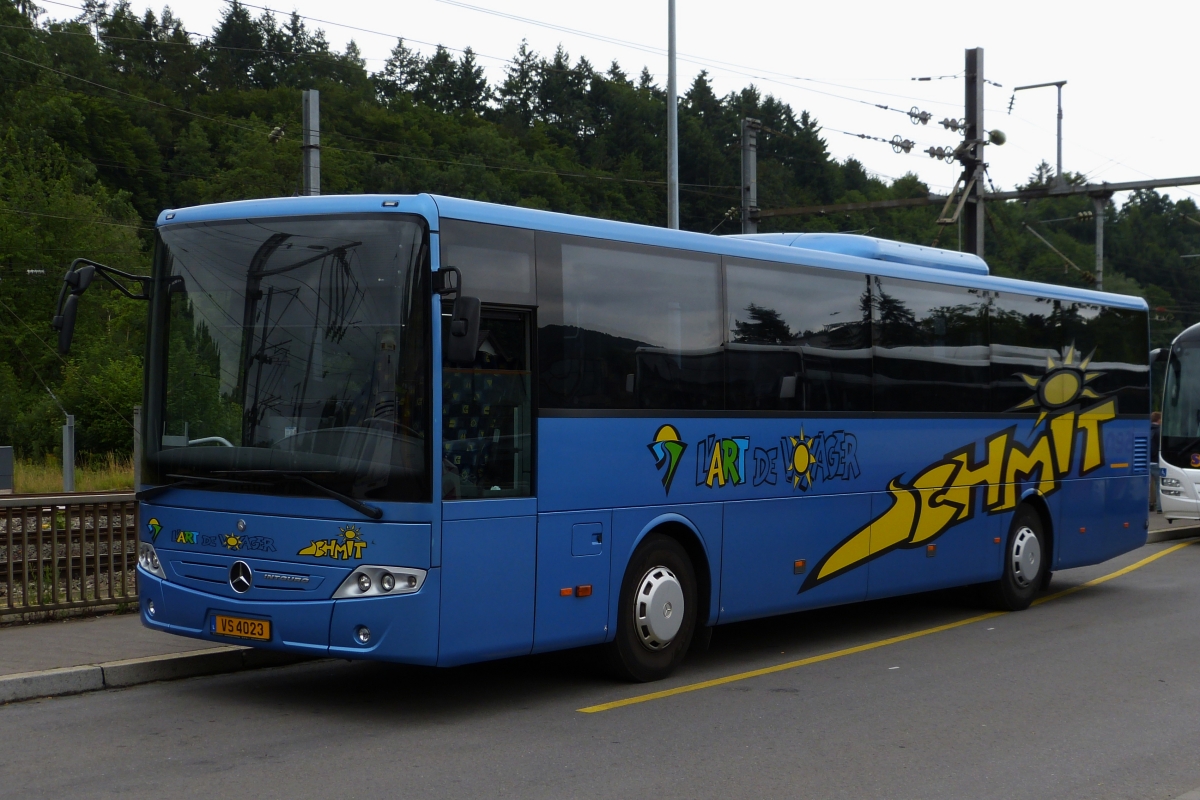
[[982, 505, 1048, 611], [606, 534, 697, 682]]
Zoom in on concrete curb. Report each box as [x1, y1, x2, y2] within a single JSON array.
[[1148, 524, 1200, 544], [0, 646, 313, 705]]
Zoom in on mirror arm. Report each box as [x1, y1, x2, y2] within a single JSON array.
[[89, 263, 152, 300]]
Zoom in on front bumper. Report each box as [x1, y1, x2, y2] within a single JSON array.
[[139, 567, 441, 664], [1159, 462, 1200, 522]]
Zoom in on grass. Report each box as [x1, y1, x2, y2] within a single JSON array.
[[13, 454, 135, 494]]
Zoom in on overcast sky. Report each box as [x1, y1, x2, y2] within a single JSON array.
[[39, 0, 1200, 205]]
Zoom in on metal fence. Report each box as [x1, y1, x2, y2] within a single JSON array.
[[0, 493, 138, 618]]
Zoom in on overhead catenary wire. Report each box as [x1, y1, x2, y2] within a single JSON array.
[[23, 0, 976, 189], [33, 0, 1188, 203]]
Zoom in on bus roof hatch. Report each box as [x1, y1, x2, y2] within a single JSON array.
[[731, 232, 989, 276]]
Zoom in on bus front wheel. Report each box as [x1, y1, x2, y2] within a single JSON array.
[[607, 534, 697, 682], [984, 506, 1047, 611]]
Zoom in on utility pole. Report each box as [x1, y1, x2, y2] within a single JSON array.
[[132, 404, 142, 489], [62, 414, 75, 492], [302, 89, 320, 196], [741, 118, 761, 234], [666, 0, 679, 229], [1012, 81, 1066, 186], [962, 47, 986, 258], [1093, 193, 1110, 290]]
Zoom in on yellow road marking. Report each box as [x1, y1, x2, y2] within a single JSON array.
[[1032, 539, 1195, 606], [578, 538, 1195, 714]]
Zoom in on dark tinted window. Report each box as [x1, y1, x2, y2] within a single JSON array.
[[1059, 302, 1149, 414], [989, 293, 1148, 414], [989, 292, 1060, 412], [537, 233, 722, 409], [440, 219, 535, 306], [724, 259, 871, 411], [873, 277, 989, 412]]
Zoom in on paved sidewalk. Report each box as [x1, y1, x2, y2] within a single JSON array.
[[0, 612, 210, 676], [0, 612, 311, 704]]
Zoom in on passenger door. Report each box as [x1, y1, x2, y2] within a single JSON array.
[[438, 308, 538, 666]]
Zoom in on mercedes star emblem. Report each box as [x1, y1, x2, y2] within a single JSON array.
[[229, 560, 253, 593]]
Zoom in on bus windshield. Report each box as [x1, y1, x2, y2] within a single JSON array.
[[144, 214, 431, 502], [1161, 340, 1200, 467]]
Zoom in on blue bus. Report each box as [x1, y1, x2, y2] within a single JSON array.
[[54, 194, 1152, 681]]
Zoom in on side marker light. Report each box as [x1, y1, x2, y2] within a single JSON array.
[[793, 559, 806, 575], [575, 585, 592, 598], [1079, 527, 1087, 534], [1123, 522, 1130, 528], [560, 587, 573, 597], [926, 544, 936, 558], [993, 537, 1001, 544]]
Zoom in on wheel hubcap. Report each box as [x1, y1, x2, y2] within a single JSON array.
[[634, 566, 685, 650], [1011, 526, 1041, 588]]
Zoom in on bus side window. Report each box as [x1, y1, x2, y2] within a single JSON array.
[[439, 219, 536, 307], [990, 292, 1060, 413], [536, 233, 722, 410], [723, 259, 872, 412], [1057, 302, 1149, 416], [872, 277, 989, 413]]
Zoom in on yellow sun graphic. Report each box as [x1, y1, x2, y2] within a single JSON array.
[[221, 534, 243, 550], [339, 525, 361, 542], [789, 427, 816, 489], [1012, 343, 1103, 425]]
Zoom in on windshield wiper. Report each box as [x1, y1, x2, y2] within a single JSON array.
[[137, 474, 272, 501], [213, 469, 384, 520]]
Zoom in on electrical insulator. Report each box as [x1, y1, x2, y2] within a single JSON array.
[[924, 146, 955, 163], [890, 136, 914, 154], [1077, 211, 1094, 221], [908, 107, 932, 125], [939, 118, 964, 133], [268, 126, 285, 143]]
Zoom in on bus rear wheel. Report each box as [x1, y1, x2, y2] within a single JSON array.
[[606, 534, 697, 682], [983, 506, 1047, 611]]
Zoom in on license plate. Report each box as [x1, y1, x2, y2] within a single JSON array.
[[212, 614, 271, 641]]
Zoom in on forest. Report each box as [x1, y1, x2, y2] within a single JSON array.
[[2, 0, 1198, 463]]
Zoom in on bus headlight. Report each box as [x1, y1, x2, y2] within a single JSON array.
[[138, 543, 165, 579], [333, 566, 426, 599], [1162, 477, 1181, 488]]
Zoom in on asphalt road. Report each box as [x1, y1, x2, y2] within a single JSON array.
[[2, 539, 1199, 800]]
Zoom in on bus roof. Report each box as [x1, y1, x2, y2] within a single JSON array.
[[156, 193, 1148, 312]]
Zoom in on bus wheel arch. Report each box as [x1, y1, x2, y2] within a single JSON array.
[[984, 501, 1051, 610], [631, 515, 714, 629], [604, 516, 713, 681]]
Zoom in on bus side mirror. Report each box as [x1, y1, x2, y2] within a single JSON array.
[[1150, 348, 1163, 365], [447, 295, 481, 365], [55, 294, 80, 354], [51, 264, 96, 354]]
